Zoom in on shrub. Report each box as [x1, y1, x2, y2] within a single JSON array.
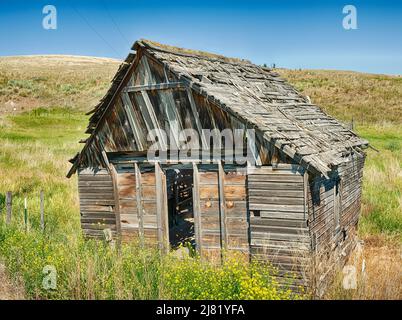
[[161, 252, 299, 300]]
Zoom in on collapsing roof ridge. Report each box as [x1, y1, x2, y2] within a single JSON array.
[[135, 39, 252, 65]]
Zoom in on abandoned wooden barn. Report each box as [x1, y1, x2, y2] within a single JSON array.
[[67, 39, 368, 291]]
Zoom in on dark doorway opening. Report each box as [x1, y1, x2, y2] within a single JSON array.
[[166, 168, 195, 249]]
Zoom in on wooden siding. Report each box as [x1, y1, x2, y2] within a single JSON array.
[[222, 168, 249, 252], [307, 154, 365, 293], [247, 165, 311, 286], [308, 155, 365, 252], [308, 176, 336, 250], [78, 168, 117, 238], [114, 163, 159, 245], [340, 155, 365, 234], [193, 164, 249, 260]]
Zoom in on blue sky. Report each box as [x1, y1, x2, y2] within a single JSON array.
[[1, 0, 401, 74]]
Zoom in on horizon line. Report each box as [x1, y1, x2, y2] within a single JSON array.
[[1, 53, 401, 77]]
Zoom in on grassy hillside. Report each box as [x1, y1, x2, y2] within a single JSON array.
[[0, 55, 120, 115], [277, 69, 402, 124], [0, 56, 400, 299]]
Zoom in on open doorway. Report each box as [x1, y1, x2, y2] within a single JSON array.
[[166, 168, 195, 249]]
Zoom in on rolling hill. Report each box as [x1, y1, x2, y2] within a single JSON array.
[[0, 55, 120, 115]]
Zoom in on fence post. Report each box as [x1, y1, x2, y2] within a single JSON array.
[[24, 197, 28, 232], [40, 191, 45, 232], [6, 191, 12, 224]]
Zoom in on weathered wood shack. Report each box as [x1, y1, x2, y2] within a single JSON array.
[[68, 39, 368, 292]]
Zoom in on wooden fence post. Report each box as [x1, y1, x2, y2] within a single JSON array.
[[24, 197, 28, 232], [6, 191, 12, 224], [40, 191, 45, 232]]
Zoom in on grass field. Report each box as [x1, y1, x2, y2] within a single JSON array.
[[0, 56, 400, 299]]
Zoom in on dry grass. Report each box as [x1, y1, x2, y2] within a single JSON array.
[[0, 55, 120, 115], [141, 39, 251, 64], [325, 241, 401, 300], [277, 69, 402, 124]]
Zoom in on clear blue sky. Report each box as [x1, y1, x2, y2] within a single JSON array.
[[1, 0, 401, 75]]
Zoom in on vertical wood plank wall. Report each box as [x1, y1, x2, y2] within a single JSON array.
[[114, 164, 159, 245], [78, 168, 117, 238], [81, 52, 293, 171], [197, 167, 221, 260], [247, 165, 310, 286], [223, 169, 248, 253], [155, 162, 169, 252], [140, 169, 159, 245], [194, 164, 249, 260]]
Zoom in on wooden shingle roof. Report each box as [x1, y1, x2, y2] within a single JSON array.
[[135, 40, 368, 175]]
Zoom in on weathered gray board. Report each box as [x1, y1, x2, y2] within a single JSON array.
[[113, 163, 161, 246], [193, 163, 249, 261], [77, 162, 167, 247], [78, 168, 117, 238], [308, 154, 365, 291], [247, 165, 311, 286]]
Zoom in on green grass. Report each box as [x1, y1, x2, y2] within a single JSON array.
[[0, 108, 86, 240], [1, 108, 86, 143], [356, 125, 402, 242]]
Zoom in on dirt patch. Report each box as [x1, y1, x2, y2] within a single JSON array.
[[0, 97, 41, 116], [0, 263, 25, 300]]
